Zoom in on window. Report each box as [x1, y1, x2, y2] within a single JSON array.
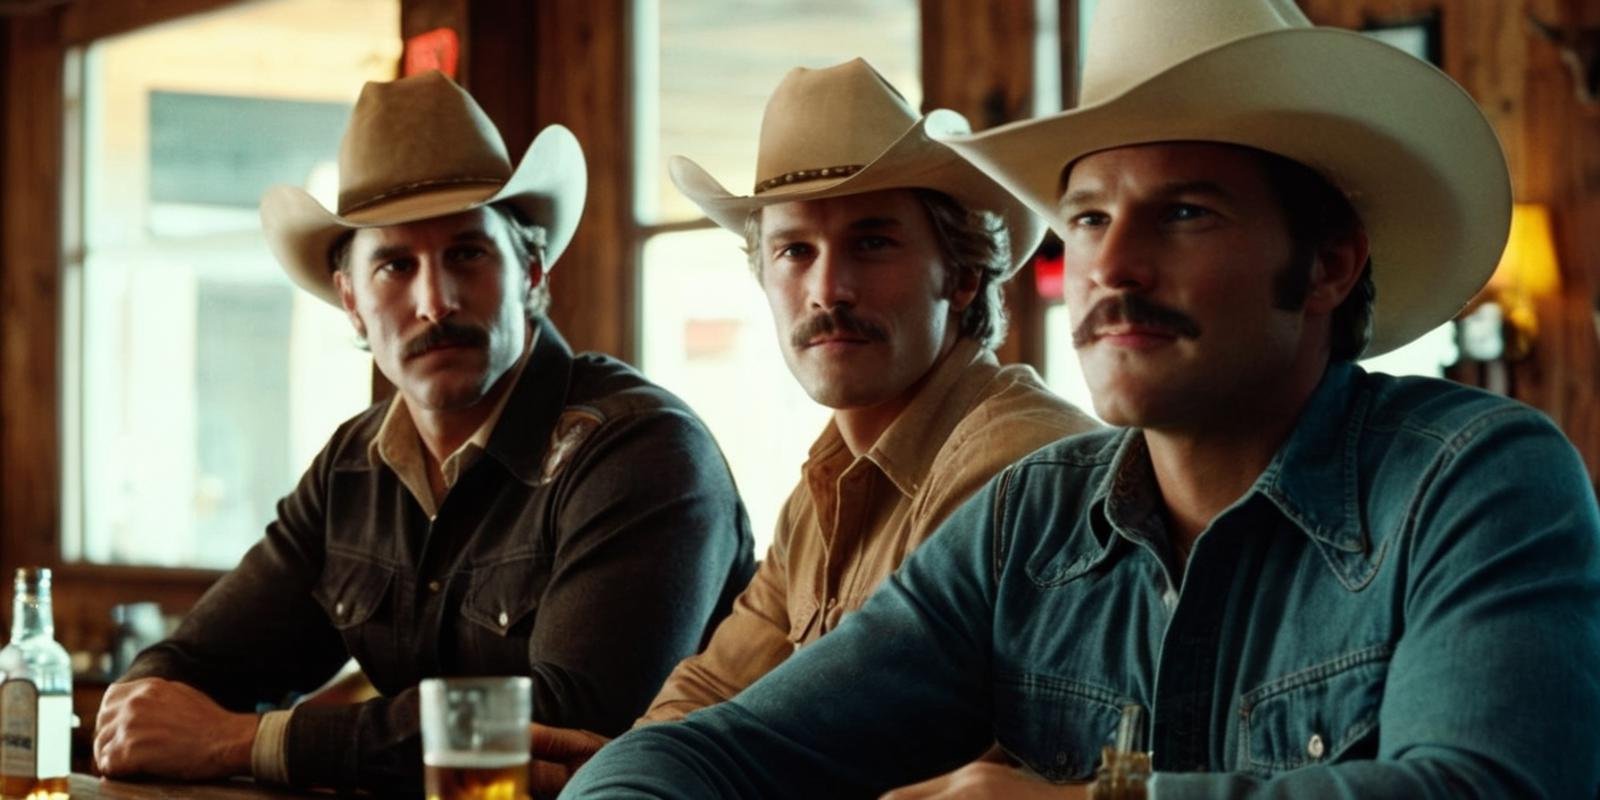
[[635, 0, 919, 553], [61, 0, 400, 568]]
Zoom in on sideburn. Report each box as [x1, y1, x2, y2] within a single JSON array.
[[1271, 241, 1317, 311]]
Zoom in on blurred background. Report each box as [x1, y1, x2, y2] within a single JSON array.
[[0, 0, 1596, 752]]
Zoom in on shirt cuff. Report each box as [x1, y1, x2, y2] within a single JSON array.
[[251, 709, 293, 785]]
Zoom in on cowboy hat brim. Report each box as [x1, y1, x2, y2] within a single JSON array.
[[671, 112, 1045, 279], [934, 28, 1511, 357], [262, 124, 587, 307]]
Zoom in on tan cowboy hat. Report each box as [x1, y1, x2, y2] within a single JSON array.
[[930, 0, 1511, 357], [260, 70, 586, 307], [670, 58, 1044, 278]]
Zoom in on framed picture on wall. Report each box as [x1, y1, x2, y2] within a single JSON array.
[[1362, 11, 1442, 65]]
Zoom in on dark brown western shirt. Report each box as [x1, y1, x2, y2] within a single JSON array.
[[122, 319, 756, 795]]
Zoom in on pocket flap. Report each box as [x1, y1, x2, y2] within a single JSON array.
[[313, 552, 394, 630], [1240, 644, 1391, 775], [461, 557, 545, 637]]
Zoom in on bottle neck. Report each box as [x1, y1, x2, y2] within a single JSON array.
[[11, 591, 54, 641]]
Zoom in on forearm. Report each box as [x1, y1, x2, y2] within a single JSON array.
[[641, 555, 794, 724], [283, 691, 422, 795], [568, 510, 1006, 798]]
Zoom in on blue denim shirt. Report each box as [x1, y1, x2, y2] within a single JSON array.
[[565, 364, 1600, 799]]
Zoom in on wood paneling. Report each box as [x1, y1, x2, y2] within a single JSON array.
[[58, 0, 236, 45], [1299, 0, 1600, 481], [531, 0, 635, 362], [2, 9, 65, 577], [920, 0, 1045, 369]]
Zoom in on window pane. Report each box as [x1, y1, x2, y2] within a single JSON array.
[[639, 0, 920, 225], [1043, 305, 1100, 422], [66, 0, 400, 567], [639, 231, 831, 553]]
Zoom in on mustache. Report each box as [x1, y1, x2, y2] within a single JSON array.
[[1071, 294, 1201, 347], [402, 320, 490, 360], [789, 306, 889, 350]]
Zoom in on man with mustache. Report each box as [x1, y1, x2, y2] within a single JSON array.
[[529, 59, 1096, 792], [565, 2, 1600, 798], [91, 72, 754, 796]]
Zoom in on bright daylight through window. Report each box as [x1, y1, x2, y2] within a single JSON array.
[[62, 0, 399, 568]]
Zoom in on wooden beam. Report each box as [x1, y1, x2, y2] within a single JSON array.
[[532, 0, 634, 361], [59, 0, 238, 45], [920, 0, 1043, 370], [1, 9, 64, 573]]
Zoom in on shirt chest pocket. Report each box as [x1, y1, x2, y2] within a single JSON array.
[[312, 552, 398, 672], [458, 556, 547, 668], [994, 673, 1129, 782], [1238, 644, 1391, 776]]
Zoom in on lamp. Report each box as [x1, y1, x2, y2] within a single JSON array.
[[1470, 203, 1562, 361]]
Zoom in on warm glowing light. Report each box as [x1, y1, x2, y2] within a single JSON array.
[[1490, 204, 1562, 299], [1482, 203, 1561, 355]]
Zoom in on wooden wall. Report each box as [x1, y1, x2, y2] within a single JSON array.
[[1299, 0, 1600, 479]]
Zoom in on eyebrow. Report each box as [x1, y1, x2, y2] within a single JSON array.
[[365, 229, 493, 264], [1058, 180, 1236, 211], [764, 216, 906, 243]]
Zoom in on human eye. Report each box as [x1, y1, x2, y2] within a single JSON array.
[[857, 234, 898, 252], [446, 243, 490, 263], [1165, 203, 1213, 223], [374, 257, 416, 276], [1067, 209, 1109, 229], [774, 241, 815, 261]]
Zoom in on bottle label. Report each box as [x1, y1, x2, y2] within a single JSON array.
[[0, 680, 37, 779], [0, 680, 68, 780]]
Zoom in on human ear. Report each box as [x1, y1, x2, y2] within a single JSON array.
[[333, 270, 367, 338], [1304, 228, 1370, 314]]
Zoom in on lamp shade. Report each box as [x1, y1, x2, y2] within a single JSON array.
[[1489, 203, 1561, 298]]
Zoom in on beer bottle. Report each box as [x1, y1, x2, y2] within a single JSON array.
[[0, 568, 71, 799]]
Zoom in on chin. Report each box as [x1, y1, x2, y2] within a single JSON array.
[[406, 377, 493, 411]]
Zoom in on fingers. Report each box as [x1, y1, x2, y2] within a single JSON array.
[[880, 771, 951, 800], [529, 723, 609, 760]]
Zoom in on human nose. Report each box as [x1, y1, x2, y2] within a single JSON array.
[[807, 247, 857, 310], [1082, 218, 1156, 292], [412, 258, 460, 322]]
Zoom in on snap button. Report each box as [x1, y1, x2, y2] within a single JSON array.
[[498, 610, 510, 627], [334, 601, 345, 616], [1307, 733, 1326, 760], [427, 580, 441, 593]]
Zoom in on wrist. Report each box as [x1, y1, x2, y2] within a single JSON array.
[[218, 711, 260, 775]]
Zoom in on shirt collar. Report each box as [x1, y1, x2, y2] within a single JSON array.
[[866, 338, 1000, 498], [1091, 362, 1370, 570], [367, 324, 546, 510], [801, 338, 998, 501]]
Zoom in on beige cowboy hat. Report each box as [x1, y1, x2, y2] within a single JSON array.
[[261, 70, 586, 307], [670, 58, 1044, 278], [930, 0, 1511, 357]]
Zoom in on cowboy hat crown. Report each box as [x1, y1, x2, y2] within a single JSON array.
[[261, 70, 587, 307], [671, 58, 1044, 278], [930, 0, 1512, 357]]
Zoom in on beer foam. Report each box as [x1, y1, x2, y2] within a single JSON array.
[[423, 751, 531, 769]]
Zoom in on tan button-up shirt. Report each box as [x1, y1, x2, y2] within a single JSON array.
[[641, 338, 1098, 722]]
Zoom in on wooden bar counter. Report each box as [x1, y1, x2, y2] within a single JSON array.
[[67, 774, 326, 798]]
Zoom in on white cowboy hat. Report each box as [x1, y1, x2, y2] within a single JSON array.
[[670, 58, 1045, 278], [260, 70, 586, 307], [930, 0, 1511, 356]]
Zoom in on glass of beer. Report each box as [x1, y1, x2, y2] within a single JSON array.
[[420, 676, 532, 800]]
